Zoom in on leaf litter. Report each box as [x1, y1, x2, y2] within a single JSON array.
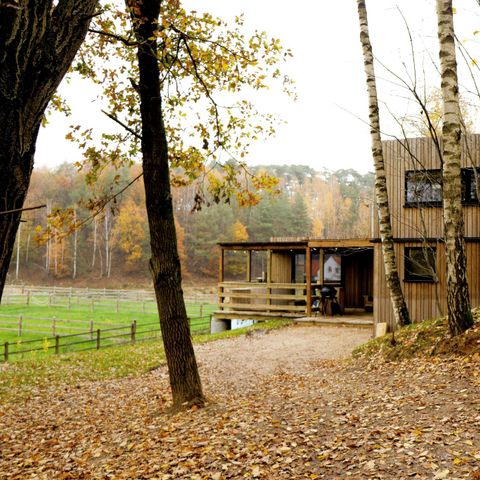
[[0, 325, 479, 479]]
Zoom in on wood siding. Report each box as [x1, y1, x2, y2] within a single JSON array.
[[343, 250, 374, 308], [271, 252, 292, 283], [374, 241, 480, 328], [373, 135, 480, 239]]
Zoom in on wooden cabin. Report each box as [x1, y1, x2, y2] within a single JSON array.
[[214, 134, 480, 332], [373, 135, 480, 329], [213, 238, 374, 331]]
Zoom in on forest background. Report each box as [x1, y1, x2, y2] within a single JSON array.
[[9, 164, 373, 287]]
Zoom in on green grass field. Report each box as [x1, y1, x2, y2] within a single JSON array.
[[0, 295, 217, 360]]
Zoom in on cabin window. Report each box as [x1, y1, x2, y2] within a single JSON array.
[[293, 253, 306, 283], [406, 168, 480, 206], [405, 170, 442, 206], [404, 247, 436, 282], [462, 168, 480, 204]]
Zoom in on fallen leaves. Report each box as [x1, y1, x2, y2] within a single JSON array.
[[0, 326, 479, 479]]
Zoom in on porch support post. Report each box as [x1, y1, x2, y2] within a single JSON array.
[[246, 250, 251, 282], [219, 248, 224, 310], [319, 248, 324, 285], [306, 246, 312, 315]]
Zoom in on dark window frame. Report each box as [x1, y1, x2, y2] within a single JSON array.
[[405, 167, 480, 207], [461, 168, 480, 205], [404, 169, 442, 207], [404, 246, 437, 283]]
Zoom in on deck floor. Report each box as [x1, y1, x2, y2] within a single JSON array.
[[294, 310, 374, 328]]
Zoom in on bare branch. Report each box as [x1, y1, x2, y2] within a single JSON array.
[[0, 204, 46, 215], [88, 28, 139, 47], [102, 110, 142, 140]]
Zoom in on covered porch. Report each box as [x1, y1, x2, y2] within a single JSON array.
[[213, 238, 374, 330]]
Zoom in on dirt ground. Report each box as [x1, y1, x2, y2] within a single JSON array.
[[1, 325, 479, 479], [196, 326, 371, 391]]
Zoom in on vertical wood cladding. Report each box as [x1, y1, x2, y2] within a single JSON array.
[[373, 135, 480, 328], [374, 135, 480, 239], [271, 252, 292, 283]]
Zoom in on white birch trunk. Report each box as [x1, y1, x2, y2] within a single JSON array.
[[15, 221, 21, 280], [25, 232, 30, 265], [45, 200, 51, 273], [92, 216, 97, 269], [436, 0, 473, 335], [73, 209, 77, 280], [104, 211, 109, 278], [357, 0, 410, 328]]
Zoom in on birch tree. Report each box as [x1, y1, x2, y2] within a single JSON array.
[[0, 0, 98, 299], [357, 0, 411, 328], [436, 0, 473, 335]]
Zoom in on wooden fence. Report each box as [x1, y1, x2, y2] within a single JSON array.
[[0, 316, 211, 362], [4, 284, 216, 305]]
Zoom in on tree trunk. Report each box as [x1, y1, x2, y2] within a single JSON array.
[[436, 0, 473, 335], [0, 0, 97, 300], [15, 221, 21, 281], [92, 216, 97, 269], [130, 0, 204, 407], [356, 0, 410, 328], [72, 208, 77, 279], [104, 211, 109, 277]]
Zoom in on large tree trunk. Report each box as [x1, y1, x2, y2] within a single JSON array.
[[356, 0, 410, 328], [436, 0, 473, 335], [0, 0, 98, 300], [130, 0, 204, 407]]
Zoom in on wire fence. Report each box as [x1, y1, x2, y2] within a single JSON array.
[[0, 315, 212, 362]]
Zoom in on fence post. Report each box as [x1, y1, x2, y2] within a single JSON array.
[[18, 315, 22, 337], [55, 335, 60, 355], [52, 317, 56, 336], [96, 329, 101, 350], [90, 320, 94, 340], [3, 342, 8, 362], [26, 291, 30, 306], [131, 320, 137, 344], [199, 303, 204, 318]]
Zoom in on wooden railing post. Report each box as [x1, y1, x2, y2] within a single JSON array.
[[52, 317, 56, 336], [18, 315, 22, 337], [4, 342, 8, 362], [96, 329, 101, 350], [55, 335, 60, 355], [131, 320, 137, 344], [90, 320, 94, 339]]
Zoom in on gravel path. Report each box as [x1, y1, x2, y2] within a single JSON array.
[[195, 325, 371, 390]]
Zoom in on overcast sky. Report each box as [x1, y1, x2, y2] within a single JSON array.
[[36, 0, 480, 174]]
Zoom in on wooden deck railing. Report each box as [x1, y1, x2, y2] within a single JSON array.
[[218, 282, 308, 314]]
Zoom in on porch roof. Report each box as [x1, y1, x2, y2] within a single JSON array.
[[218, 238, 373, 251]]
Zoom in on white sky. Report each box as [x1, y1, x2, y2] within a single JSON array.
[[36, 0, 480, 174]]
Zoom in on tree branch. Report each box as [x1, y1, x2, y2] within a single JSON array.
[[0, 204, 46, 215], [101, 109, 142, 140], [88, 28, 139, 47]]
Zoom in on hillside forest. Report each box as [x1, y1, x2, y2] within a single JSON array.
[[8, 164, 373, 286]]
